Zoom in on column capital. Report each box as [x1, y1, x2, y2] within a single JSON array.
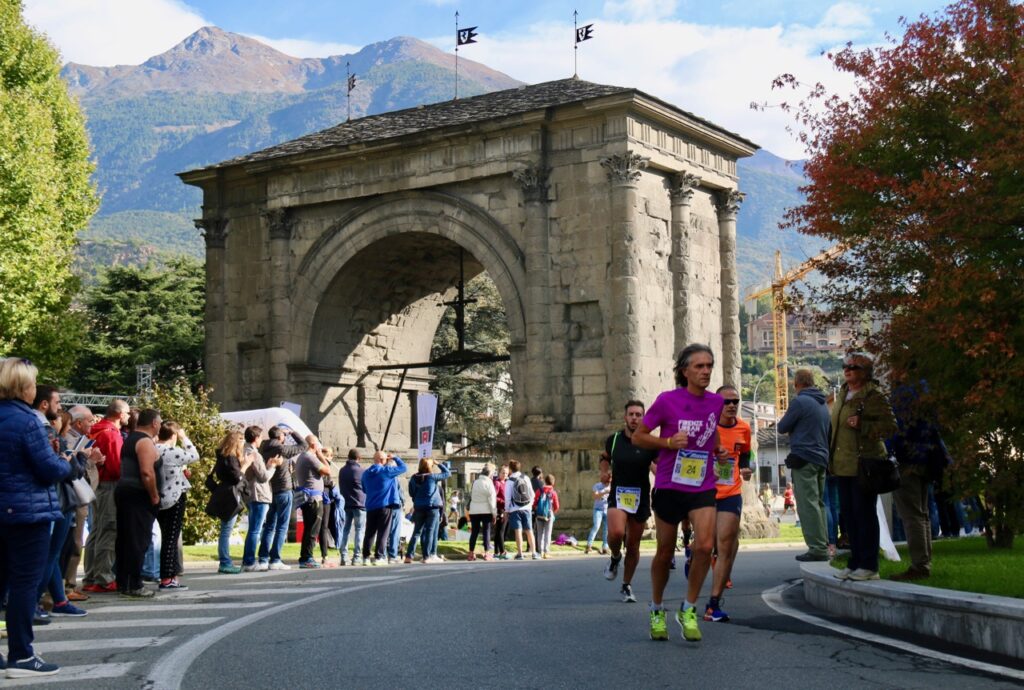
[[715, 189, 744, 219], [195, 217, 229, 249], [262, 208, 297, 241], [600, 152, 648, 185], [512, 164, 550, 203], [668, 172, 702, 205]]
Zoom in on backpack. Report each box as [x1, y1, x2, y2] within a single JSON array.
[[511, 475, 532, 507], [536, 489, 553, 521]]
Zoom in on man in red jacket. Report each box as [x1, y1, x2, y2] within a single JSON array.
[[81, 400, 130, 593]]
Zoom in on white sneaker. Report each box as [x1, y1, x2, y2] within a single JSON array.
[[425, 556, 444, 564], [833, 567, 852, 580], [268, 562, 291, 571], [848, 568, 880, 581], [240, 565, 258, 572], [257, 562, 269, 572]]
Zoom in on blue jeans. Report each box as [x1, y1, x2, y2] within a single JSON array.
[[142, 536, 159, 580], [340, 508, 365, 562], [587, 508, 607, 549], [218, 514, 238, 568], [0, 522, 51, 661], [406, 507, 439, 559], [243, 502, 270, 566], [259, 491, 293, 564], [38, 510, 73, 603], [387, 507, 401, 559], [824, 475, 841, 545]]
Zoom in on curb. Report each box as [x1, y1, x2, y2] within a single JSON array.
[[801, 562, 1024, 661]]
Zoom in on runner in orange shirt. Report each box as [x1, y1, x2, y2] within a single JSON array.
[[705, 385, 751, 622]]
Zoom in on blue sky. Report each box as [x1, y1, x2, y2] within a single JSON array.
[[24, 0, 953, 157]]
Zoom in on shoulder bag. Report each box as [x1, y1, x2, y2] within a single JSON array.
[[855, 402, 900, 494]]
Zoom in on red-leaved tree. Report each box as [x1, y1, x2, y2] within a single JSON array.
[[777, 0, 1024, 547]]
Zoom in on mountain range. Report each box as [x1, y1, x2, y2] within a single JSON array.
[[65, 26, 820, 287]]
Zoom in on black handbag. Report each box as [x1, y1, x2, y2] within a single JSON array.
[[857, 455, 901, 494]]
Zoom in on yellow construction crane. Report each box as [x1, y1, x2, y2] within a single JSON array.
[[745, 245, 845, 414]]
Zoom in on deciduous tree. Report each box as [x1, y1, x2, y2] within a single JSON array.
[[778, 0, 1024, 546], [0, 1, 97, 365]]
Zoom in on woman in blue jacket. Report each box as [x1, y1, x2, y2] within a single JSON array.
[[404, 458, 451, 563], [0, 358, 72, 678]]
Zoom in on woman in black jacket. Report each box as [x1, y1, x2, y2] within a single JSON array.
[[211, 430, 251, 574]]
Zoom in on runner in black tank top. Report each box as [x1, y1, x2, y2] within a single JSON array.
[[600, 400, 657, 603]]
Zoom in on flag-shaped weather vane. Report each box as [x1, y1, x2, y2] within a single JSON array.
[[454, 11, 478, 100], [346, 62, 356, 122], [574, 10, 594, 78]]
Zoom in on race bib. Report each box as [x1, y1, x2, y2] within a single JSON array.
[[615, 486, 641, 514], [715, 459, 735, 486], [671, 449, 709, 487]]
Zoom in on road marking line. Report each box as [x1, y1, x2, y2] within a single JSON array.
[[156, 587, 330, 599], [39, 617, 223, 631], [188, 575, 403, 585], [2, 662, 135, 686], [762, 583, 1024, 682], [145, 570, 473, 690], [86, 602, 266, 613], [34, 637, 171, 653]]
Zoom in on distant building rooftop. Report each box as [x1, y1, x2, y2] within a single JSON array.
[[186, 77, 758, 173]]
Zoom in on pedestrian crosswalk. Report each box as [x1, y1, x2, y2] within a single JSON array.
[[22, 568, 371, 688]]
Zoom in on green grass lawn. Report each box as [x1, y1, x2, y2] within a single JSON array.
[[182, 523, 805, 563], [830, 536, 1024, 599]]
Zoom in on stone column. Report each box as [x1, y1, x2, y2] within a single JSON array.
[[262, 208, 297, 405], [716, 189, 744, 388], [668, 172, 701, 357], [512, 164, 555, 430], [600, 152, 648, 422], [196, 217, 229, 402]]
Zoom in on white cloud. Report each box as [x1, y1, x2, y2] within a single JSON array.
[[22, 0, 206, 65], [441, 5, 868, 158], [249, 35, 361, 58], [603, 0, 679, 21]]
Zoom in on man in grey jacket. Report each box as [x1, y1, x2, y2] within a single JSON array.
[[776, 369, 831, 562]]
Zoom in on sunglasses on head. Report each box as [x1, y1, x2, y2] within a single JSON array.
[[723, 398, 740, 405], [843, 364, 863, 371]]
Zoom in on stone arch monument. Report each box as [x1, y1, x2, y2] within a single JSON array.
[[180, 78, 757, 522]]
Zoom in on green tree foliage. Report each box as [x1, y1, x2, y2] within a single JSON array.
[[73, 258, 204, 393], [138, 381, 228, 544], [429, 274, 512, 450], [0, 1, 97, 366], [778, 0, 1024, 546]]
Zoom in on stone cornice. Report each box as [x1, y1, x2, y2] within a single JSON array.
[[511, 164, 550, 203], [262, 208, 297, 241], [601, 152, 648, 185], [194, 217, 229, 248], [716, 189, 744, 219], [668, 172, 702, 205]]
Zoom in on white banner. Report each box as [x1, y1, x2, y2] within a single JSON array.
[[417, 393, 438, 459]]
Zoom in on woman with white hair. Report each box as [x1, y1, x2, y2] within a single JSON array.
[[467, 463, 498, 561], [0, 358, 72, 678]]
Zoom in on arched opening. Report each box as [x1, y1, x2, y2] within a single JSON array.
[[301, 231, 514, 452]]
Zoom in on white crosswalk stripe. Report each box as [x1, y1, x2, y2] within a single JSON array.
[[155, 586, 330, 599], [39, 616, 222, 631], [34, 637, 171, 653], [2, 663, 135, 686], [86, 602, 265, 613]]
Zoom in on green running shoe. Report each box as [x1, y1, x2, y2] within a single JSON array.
[[649, 609, 668, 641], [678, 607, 702, 641]]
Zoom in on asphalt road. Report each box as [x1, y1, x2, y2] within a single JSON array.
[[19, 547, 1022, 689]]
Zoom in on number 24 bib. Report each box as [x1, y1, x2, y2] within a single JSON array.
[[671, 449, 709, 487]]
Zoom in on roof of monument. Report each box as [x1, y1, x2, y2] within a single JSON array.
[[191, 78, 757, 172]]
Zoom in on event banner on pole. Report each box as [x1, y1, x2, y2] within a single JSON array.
[[417, 393, 438, 459]]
